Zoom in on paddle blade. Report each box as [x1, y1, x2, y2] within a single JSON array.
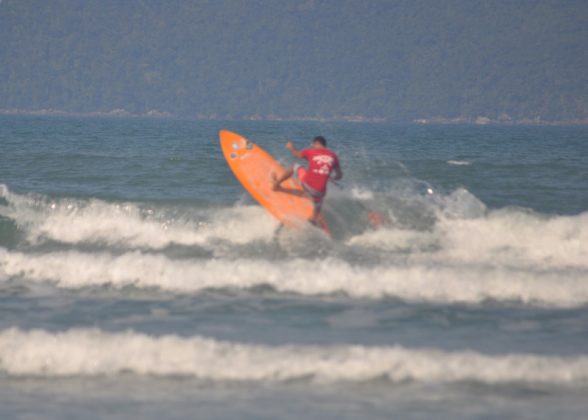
[[367, 211, 387, 227]]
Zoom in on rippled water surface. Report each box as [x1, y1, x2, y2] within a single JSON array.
[[1, 115, 587, 419]]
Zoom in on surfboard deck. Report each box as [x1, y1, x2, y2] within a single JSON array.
[[219, 130, 329, 234]]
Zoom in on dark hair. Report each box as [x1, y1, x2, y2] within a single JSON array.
[[313, 136, 327, 146]]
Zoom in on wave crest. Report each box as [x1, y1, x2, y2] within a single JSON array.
[[1, 328, 587, 386], [1, 249, 587, 307]]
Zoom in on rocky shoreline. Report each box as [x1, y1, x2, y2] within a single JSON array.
[[1, 108, 586, 126]]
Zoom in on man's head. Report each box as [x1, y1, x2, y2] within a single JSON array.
[[312, 136, 327, 148]]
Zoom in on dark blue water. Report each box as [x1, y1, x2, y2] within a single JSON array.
[[1, 115, 587, 419]]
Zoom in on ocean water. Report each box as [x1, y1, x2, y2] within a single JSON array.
[[0, 115, 587, 419]]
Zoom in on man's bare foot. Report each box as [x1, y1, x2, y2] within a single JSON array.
[[271, 173, 280, 191]]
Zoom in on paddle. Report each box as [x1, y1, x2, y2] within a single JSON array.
[[329, 180, 387, 227]]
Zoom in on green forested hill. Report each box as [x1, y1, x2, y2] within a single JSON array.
[[1, 0, 587, 122]]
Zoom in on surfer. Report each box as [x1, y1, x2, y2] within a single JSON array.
[[272, 136, 342, 224]]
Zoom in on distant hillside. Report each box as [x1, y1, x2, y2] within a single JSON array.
[[1, 0, 587, 122]]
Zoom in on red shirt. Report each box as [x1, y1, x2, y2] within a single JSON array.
[[300, 148, 340, 193]]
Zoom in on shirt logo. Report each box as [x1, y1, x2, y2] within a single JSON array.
[[312, 155, 335, 165], [312, 154, 335, 175]]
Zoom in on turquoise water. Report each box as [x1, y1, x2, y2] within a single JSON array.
[[1, 115, 587, 419]]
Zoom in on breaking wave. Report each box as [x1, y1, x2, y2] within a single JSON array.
[[1, 185, 587, 307], [1, 328, 587, 387], [1, 249, 587, 307], [0, 185, 277, 249]]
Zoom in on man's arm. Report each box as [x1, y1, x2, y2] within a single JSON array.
[[333, 160, 343, 180], [286, 141, 304, 158]]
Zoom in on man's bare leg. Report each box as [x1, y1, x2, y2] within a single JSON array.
[[308, 200, 324, 226], [310, 206, 319, 223], [272, 167, 294, 190]]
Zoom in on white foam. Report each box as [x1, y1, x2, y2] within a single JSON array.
[[437, 210, 588, 269], [1, 249, 588, 307], [447, 160, 471, 166], [349, 209, 588, 271], [348, 186, 375, 201], [347, 228, 438, 253], [0, 186, 277, 249], [1, 328, 587, 386], [439, 187, 487, 219], [3, 186, 588, 307]]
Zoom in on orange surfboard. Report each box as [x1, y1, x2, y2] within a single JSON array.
[[219, 130, 329, 234]]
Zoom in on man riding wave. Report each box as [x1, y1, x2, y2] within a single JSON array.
[[272, 136, 342, 225]]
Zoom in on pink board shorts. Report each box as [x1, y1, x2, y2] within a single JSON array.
[[294, 164, 325, 210]]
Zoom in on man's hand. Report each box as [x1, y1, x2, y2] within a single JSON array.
[[286, 141, 302, 158]]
